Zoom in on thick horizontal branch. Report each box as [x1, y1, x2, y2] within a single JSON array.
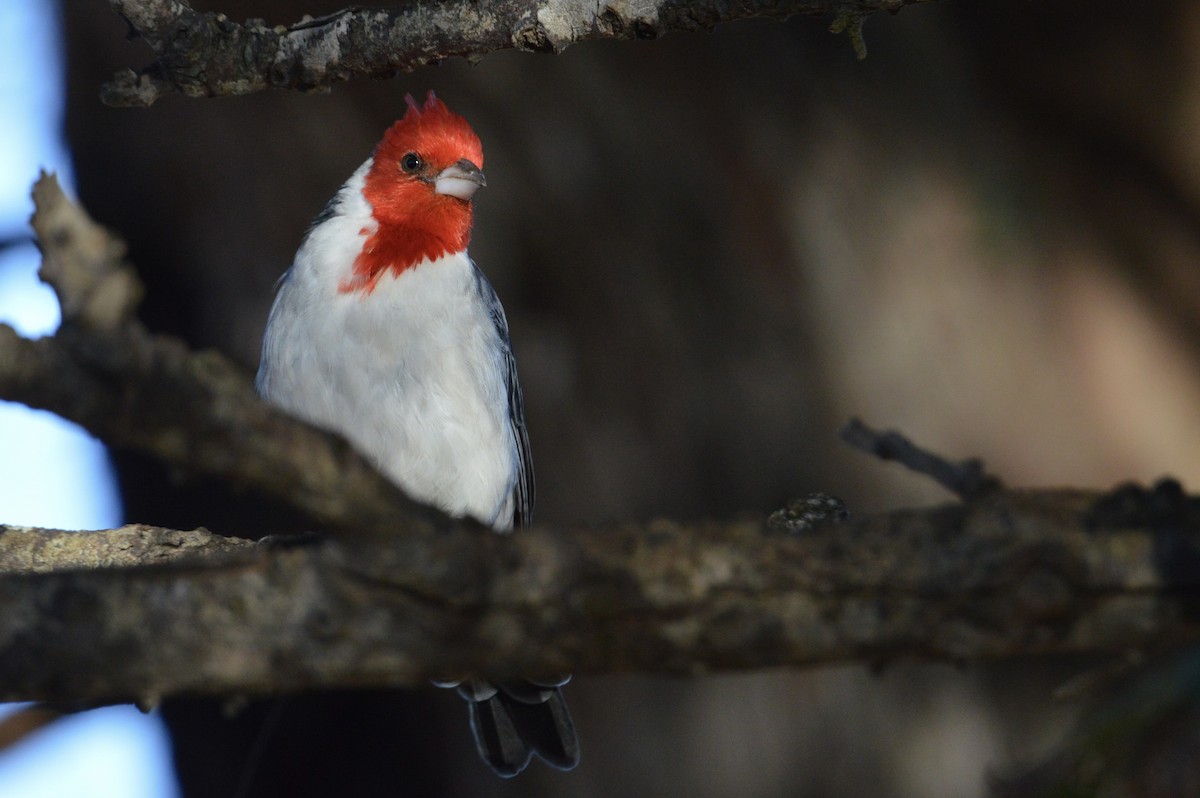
[[2, 487, 1199, 704], [0, 524, 253, 573], [102, 0, 934, 106]]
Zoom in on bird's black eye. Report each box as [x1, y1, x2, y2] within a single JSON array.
[[400, 152, 423, 174]]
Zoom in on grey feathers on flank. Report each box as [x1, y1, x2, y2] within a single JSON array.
[[472, 260, 535, 529]]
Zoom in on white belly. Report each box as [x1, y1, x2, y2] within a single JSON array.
[[258, 249, 517, 528]]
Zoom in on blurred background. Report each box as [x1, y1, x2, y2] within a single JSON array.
[[3, 0, 1200, 795]]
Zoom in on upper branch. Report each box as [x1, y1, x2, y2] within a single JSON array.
[[101, 0, 936, 106]]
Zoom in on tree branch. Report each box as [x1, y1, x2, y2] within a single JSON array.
[[101, 0, 936, 106], [6, 174, 430, 539], [2, 487, 1200, 705], [0, 524, 253, 574], [0, 324, 428, 538], [6, 177, 1200, 712], [841, 418, 1004, 500]]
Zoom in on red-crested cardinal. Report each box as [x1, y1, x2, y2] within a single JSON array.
[[256, 91, 579, 777]]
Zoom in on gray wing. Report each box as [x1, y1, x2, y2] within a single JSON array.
[[472, 261, 535, 528]]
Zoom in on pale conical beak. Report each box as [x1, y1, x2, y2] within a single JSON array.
[[434, 159, 486, 200]]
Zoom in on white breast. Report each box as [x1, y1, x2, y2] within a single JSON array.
[[257, 162, 517, 528]]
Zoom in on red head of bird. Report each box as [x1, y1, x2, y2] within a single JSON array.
[[344, 91, 486, 293]]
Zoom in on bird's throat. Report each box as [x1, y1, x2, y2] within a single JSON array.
[[339, 221, 467, 294]]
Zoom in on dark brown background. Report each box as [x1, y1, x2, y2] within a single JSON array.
[[58, 1, 1200, 795]]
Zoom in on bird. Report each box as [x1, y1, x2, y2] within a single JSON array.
[[255, 90, 579, 777]]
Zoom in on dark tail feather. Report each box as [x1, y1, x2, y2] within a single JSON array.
[[468, 692, 533, 777], [460, 679, 580, 777], [503, 687, 579, 770]]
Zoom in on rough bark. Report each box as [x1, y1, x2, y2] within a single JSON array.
[[1, 486, 1199, 706], [101, 0, 935, 106], [0, 525, 253, 573]]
